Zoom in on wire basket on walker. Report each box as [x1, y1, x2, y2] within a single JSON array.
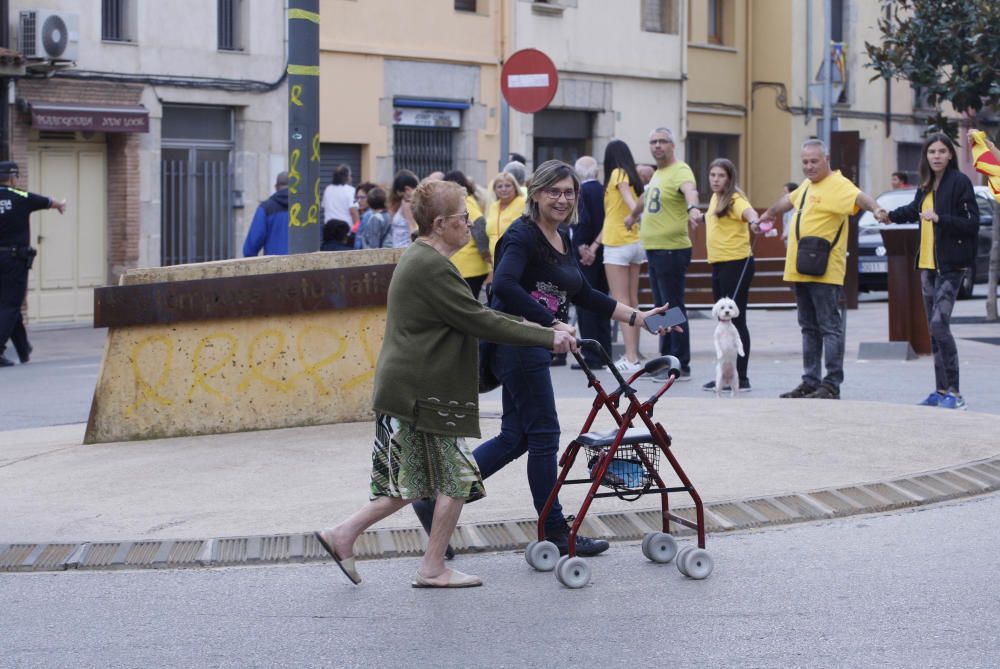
[[524, 339, 714, 588]]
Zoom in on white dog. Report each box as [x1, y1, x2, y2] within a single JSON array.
[[712, 297, 745, 397]]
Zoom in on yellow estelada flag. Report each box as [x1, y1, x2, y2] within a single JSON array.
[[969, 129, 1000, 202]]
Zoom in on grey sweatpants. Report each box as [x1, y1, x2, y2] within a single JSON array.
[[920, 269, 962, 394]]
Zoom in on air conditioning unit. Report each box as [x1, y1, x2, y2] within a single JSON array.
[[19, 10, 79, 61]]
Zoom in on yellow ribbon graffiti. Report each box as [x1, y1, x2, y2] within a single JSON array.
[[290, 84, 304, 107], [186, 333, 238, 402], [125, 335, 175, 417], [341, 313, 378, 391], [237, 329, 296, 393], [293, 326, 347, 396], [288, 148, 301, 195], [311, 133, 320, 162]]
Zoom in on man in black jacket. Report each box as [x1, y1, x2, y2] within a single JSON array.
[[0, 161, 66, 367], [572, 156, 611, 369]]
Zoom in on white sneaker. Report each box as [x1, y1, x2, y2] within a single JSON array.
[[614, 355, 643, 375]]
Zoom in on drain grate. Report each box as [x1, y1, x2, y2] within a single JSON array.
[[4, 456, 999, 573]]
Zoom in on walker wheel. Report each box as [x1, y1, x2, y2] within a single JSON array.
[[555, 556, 591, 589], [675, 545, 695, 576], [524, 540, 539, 567], [526, 540, 559, 572], [641, 532, 678, 563], [680, 548, 714, 580]]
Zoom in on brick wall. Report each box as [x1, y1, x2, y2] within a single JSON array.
[[12, 78, 145, 282]]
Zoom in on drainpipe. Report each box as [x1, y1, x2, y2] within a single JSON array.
[[805, 0, 812, 126], [744, 0, 752, 195], [499, 0, 509, 171], [821, 0, 832, 147]]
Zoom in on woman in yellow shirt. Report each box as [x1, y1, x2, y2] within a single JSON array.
[[444, 169, 491, 298], [703, 158, 761, 392], [485, 171, 526, 288], [883, 133, 979, 410], [596, 140, 645, 374]]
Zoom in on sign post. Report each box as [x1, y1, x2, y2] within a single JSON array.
[[287, 1, 321, 253]]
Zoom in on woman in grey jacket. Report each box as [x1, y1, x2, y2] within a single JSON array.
[[315, 180, 576, 588]]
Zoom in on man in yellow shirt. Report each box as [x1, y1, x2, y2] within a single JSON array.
[[631, 127, 703, 379], [760, 139, 886, 399]]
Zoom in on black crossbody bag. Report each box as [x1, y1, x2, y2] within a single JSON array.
[[795, 186, 845, 276]]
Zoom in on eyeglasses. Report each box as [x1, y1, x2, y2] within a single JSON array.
[[442, 211, 470, 223], [541, 188, 576, 201]]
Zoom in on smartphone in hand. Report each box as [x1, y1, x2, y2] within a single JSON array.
[[643, 306, 686, 334]]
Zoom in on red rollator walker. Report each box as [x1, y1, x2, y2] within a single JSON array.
[[524, 339, 714, 588]]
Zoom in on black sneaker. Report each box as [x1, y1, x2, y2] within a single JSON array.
[[677, 367, 692, 381], [16, 343, 32, 364], [780, 382, 817, 398], [545, 521, 610, 557], [805, 383, 840, 400], [411, 498, 455, 560], [738, 379, 751, 392], [0, 355, 14, 368]]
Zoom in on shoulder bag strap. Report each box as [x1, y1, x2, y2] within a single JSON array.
[[794, 186, 809, 241]]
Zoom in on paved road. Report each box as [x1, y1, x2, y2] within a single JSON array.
[[3, 492, 998, 668], [1, 325, 105, 431]]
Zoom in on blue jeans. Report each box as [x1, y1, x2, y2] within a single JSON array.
[[794, 282, 845, 390], [646, 248, 691, 367], [473, 343, 565, 532]]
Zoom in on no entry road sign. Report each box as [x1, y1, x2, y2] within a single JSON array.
[[501, 48, 558, 114]]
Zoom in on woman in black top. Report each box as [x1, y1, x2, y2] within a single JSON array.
[[479, 160, 670, 556], [880, 133, 979, 410]]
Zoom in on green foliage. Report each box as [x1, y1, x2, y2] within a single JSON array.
[[866, 0, 1000, 137]]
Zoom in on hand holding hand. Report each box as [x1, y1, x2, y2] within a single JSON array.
[[920, 211, 939, 223], [875, 208, 890, 224], [624, 214, 636, 231], [551, 330, 579, 354], [577, 244, 595, 266]]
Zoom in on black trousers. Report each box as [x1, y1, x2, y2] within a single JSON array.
[[710, 256, 754, 382], [465, 274, 488, 301], [576, 258, 612, 365], [0, 254, 31, 361]]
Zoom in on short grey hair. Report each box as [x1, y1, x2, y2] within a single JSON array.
[[650, 127, 674, 142], [526, 160, 580, 225], [801, 138, 828, 153], [574, 156, 598, 181], [502, 161, 527, 188]]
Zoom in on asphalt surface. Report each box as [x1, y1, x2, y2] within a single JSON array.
[[2, 493, 998, 668]]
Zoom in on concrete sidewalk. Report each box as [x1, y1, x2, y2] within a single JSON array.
[[2, 296, 999, 571]]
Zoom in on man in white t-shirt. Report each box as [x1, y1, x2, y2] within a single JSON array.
[[321, 164, 359, 231]]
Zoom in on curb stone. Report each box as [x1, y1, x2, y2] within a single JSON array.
[[2, 455, 999, 574]]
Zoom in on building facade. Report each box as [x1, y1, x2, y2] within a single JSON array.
[[8, 0, 286, 323], [319, 0, 686, 186]]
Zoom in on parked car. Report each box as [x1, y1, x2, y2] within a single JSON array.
[[857, 186, 996, 298]]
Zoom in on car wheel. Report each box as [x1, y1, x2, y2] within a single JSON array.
[[957, 267, 975, 300]]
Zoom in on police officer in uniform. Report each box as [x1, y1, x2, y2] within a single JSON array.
[[0, 161, 66, 367]]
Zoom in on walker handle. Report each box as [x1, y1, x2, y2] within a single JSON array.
[[644, 355, 681, 378]]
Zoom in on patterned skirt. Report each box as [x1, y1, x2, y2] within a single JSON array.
[[369, 413, 486, 502]]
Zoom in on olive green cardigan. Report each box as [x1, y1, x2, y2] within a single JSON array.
[[373, 241, 554, 437]]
